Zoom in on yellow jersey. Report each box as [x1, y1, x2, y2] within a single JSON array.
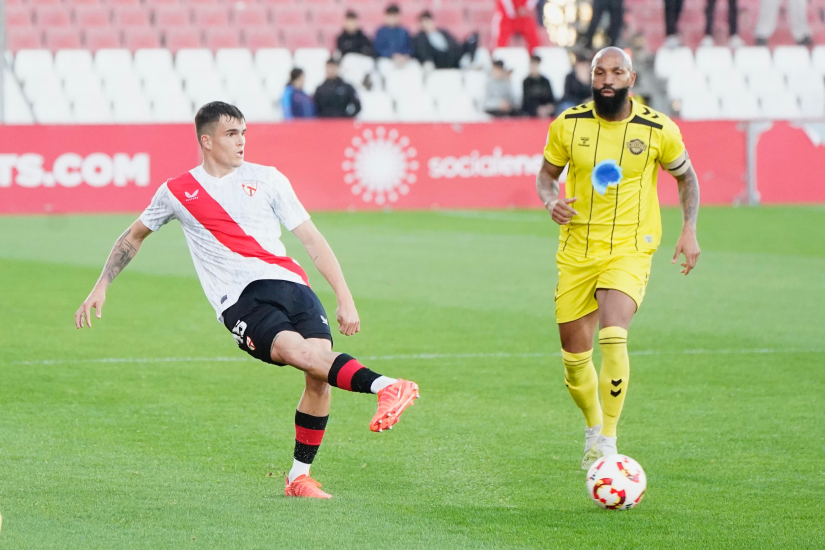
[[543, 98, 686, 257]]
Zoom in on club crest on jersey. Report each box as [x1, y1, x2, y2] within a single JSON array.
[[246, 336, 256, 351], [241, 181, 258, 197], [626, 139, 647, 155]]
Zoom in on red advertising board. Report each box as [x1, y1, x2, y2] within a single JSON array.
[[755, 121, 825, 204], [0, 120, 751, 214]]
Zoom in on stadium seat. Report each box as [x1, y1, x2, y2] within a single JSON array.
[[29, 0, 61, 7], [64, 71, 105, 100], [653, 47, 694, 80], [85, 29, 121, 51], [7, 30, 42, 52], [176, 48, 215, 78], [165, 28, 202, 51], [263, 74, 288, 100], [233, 93, 277, 122], [33, 96, 73, 123], [107, 0, 140, 7], [492, 47, 529, 75], [193, 5, 230, 27], [463, 69, 488, 104], [143, 0, 180, 6], [154, 6, 190, 30], [143, 72, 184, 101], [786, 71, 825, 100], [425, 69, 464, 99], [102, 71, 144, 101], [114, 6, 150, 28], [244, 29, 280, 51], [357, 91, 396, 121], [433, 8, 465, 26], [719, 92, 760, 120], [271, 6, 307, 25], [396, 93, 438, 122], [293, 47, 332, 92], [707, 71, 749, 97], [435, 92, 484, 122], [679, 95, 721, 120], [799, 92, 825, 118], [3, 69, 36, 124], [73, 96, 114, 123], [281, 29, 322, 49], [205, 29, 241, 50], [24, 73, 63, 105], [472, 47, 492, 71], [534, 46, 571, 99], [152, 93, 194, 122], [95, 48, 132, 77], [734, 47, 772, 77], [124, 28, 162, 51], [313, 6, 344, 26], [811, 46, 825, 75], [6, 7, 34, 28], [385, 68, 425, 101], [134, 49, 175, 79], [66, 0, 103, 6], [666, 69, 709, 101], [74, 6, 110, 27], [773, 46, 810, 75], [14, 49, 53, 82], [232, 4, 269, 27], [54, 49, 95, 78], [694, 46, 734, 77], [225, 70, 265, 99], [747, 69, 788, 100], [37, 6, 72, 27], [215, 48, 256, 76], [760, 93, 801, 119], [113, 96, 153, 122], [339, 53, 376, 88], [255, 47, 292, 77]]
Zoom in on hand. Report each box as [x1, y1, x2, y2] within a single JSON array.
[[75, 286, 106, 328], [672, 228, 700, 275], [545, 197, 578, 225], [336, 298, 360, 336]]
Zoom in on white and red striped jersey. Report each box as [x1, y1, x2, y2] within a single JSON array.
[[140, 162, 310, 321]]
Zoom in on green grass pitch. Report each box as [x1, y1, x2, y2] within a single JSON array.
[[0, 206, 823, 549]]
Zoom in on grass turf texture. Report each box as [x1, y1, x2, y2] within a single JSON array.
[[0, 206, 823, 549]]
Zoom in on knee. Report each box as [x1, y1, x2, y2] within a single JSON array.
[[272, 338, 317, 369], [305, 373, 331, 397]]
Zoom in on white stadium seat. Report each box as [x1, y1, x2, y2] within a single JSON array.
[[3, 69, 35, 124], [102, 71, 144, 101], [54, 49, 95, 80], [113, 97, 153, 123], [720, 92, 760, 120], [95, 49, 133, 79], [435, 93, 485, 122], [472, 47, 492, 71], [708, 71, 749, 97], [786, 71, 825, 100], [666, 70, 708, 101], [760, 93, 801, 119], [64, 74, 105, 102], [357, 91, 396, 121], [773, 46, 810, 75], [225, 75, 266, 103], [654, 47, 694, 79], [747, 70, 787, 100], [680, 95, 721, 120], [152, 93, 194, 122], [293, 47, 330, 94], [339, 53, 375, 88], [694, 46, 734, 77], [14, 49, 53, 82], [799, 92, 825, 118], [233, 93, 277, 122], [23, 72, 62, 104], [534, 46, 571, 96], [215, 49, 256, 78], [734, 47, 772, 77], [425, 69, 464, 99], [396, 94, 438, 122], [463, 70, 488, 104], [263, 74, 288, 101], [134, 49, 174, 79], [492, 47, 530, 75], [255, 48, 292, 76], [385, 69, 424, 100], [73, 97, 114, 124], [143, 72, 184, 101], [33, 97, 73, 124], [811, 46, 825, 75], [176, 49, 215, 80]]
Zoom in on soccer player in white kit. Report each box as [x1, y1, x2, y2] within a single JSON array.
[[75, 102, 420, 499]]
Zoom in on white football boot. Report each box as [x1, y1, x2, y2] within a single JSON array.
[[581, 424, 603, 470], [596, 434, 618, 458]]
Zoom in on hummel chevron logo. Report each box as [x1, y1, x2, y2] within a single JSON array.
[[610, 389, 622, 397], [184, 190, 199, 201], [611, 379, 622, 386]]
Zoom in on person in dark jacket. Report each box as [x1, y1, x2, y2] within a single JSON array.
[[336, 11, 374, 58], [374, 4, 412, 67], [557, 53, 592, 112], [522, 54, 555, 117], [412, 11, 477, 69], [281, 68, 315, 120], [315, 59, 362, 118]]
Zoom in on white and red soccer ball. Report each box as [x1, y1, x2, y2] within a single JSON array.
[[586, 454, 647, 510]]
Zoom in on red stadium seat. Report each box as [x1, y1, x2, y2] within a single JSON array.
[[45, 28, 83, 50], [74, 6, 111, 27], [6, 7, 34, 28], [232, 4, 269, 27], [66, 0, 103, 5], [260, 0, 294, 5], [124, 27, 162, 50], [6, 29, 42, 52], [114, 6, 150, 27], [154, 5, 191, 29], [281, 28, 321, 49], [29, 0, 61, 7], [467, 7, 494, 25], [270, 6, 307, 25], [193, 5, 230, 27], [243, 28, 279, 50], [433, 8, 465, 27], [205, 28, 241, 50], [4, 0, 25, 6], [106, 0, 141, 7], [85, 28, 121, 50], [144, 0, 181, 6], [165, 27, 201, 51], [313, 7, 344, 27], [190, 0, 222, 5], [37, 6, 72, 27]]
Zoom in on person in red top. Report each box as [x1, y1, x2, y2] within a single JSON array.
[[493, 0, 541, 51]]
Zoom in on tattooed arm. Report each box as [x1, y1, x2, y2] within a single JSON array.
[[671, 163, 701, 276], [75, 219, 153, 328]]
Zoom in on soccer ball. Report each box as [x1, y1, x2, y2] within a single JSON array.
[[586, 454, 647, 510]]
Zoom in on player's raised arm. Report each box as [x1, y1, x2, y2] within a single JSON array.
[[536, 159, 578, 225], [291, 220, 360, 336], [664, 152, 701, 275], [74, 219, 153, 329]]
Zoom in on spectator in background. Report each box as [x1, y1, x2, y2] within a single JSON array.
[[522, 55, 555, 117], [281, 68, 315, 120], [494, 0, 541, 52], [755, 0, 812, 45], [483, 60, 517, 117], [701, 0, 744, 47], [337, 11, 375, 58], [581, 0, 624, 48], [413, 11, 478, 69], [557, 53, 591, 112], [663, 0, 684, 48], [315, 59, 362, 118], [374, 4, 413, 67]]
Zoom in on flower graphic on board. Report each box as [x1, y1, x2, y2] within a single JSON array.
[[342, 127, 419, 205]]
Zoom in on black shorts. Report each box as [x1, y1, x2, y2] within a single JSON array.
[[222, 279, 332, 365]]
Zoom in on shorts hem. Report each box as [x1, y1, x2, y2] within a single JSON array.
[[555, 304, 599, 324], [594, 286, 642, 311]]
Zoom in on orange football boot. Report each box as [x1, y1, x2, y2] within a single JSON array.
[[284, 474, 332, 499], [370, 379, 420, 432]]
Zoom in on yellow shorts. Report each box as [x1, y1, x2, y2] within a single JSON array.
[[555, 250, 653, 324]]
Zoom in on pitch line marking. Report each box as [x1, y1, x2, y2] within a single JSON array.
[[6, 347, 822, 366]]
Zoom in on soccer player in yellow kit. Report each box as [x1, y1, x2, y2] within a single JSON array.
[[536, 47, 701, 469]]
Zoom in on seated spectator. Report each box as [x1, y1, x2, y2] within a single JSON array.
[[522, 54, 555, 117], [556, 54, 592, 113], [337, 11, 374, 58], [374, 4, 412, 68], [281, 68, 315, 120], [315, 59, 362, 118], [413, 11, 478, 69], [483, 60, 516, 117]]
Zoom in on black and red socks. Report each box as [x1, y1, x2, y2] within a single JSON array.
[[288, 411, 328, 483], [327, 353, 394, 394]]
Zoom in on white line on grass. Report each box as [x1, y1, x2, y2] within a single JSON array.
[[6, 347, 823, 366]]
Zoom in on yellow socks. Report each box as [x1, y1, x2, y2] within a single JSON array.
[[599, 326, 629, 438], [562, 349, 603, 428]]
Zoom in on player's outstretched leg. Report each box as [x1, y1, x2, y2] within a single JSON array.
[[563, 348, 604, 469], [597, 326, 629, 457], [272, 332, 420, 432]]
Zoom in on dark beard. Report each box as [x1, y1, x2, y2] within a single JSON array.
[[592, 86, 630, 117]]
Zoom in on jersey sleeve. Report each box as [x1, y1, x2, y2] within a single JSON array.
[[139, 182, 177, 231], [658, 117, 687, 166], [543, 116, 569, 167], [269, 168, 311, 231]]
